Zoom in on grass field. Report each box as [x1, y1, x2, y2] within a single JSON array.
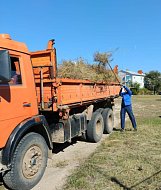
[[63, 95, 161, 190]]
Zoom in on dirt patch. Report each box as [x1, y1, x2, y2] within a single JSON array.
[[32, 101, 121, 190], [32, 140, 106, 190]]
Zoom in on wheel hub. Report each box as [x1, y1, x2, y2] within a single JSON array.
[[22, 146, 42, 178], [96, 120, 102, 136]]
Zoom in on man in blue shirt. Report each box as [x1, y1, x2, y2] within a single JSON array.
[[119, 85, 137, 132]]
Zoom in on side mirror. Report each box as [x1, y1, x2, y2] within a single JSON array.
[[0, 50, 11, 82]]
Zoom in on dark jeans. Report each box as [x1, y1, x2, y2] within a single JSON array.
[[120, 105, 137, 129]]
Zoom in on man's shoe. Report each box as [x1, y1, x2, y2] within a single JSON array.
[[133, 128, 137, 132], [120, 129, 125, 132]]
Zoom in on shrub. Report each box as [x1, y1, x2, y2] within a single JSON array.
[[138, 88, 152, 95]]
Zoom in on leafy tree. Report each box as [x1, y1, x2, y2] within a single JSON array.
[[144, 71, 161, 94]]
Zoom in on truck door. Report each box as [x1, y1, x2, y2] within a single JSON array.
[[0, 53, 38, 148]]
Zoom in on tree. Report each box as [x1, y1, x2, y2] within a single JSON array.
[[144, 71, 161, 94]]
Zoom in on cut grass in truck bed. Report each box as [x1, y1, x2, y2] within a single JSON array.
[[63, 95, 161, 190]]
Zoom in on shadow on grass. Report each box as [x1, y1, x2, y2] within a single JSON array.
[[111, 177, 130, 190], [113, 128, 121, 131], [111, 169, 161, 189], [113, 128, 133, 132]]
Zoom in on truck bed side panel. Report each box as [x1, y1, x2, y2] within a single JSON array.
[[56, 80, 120, 106]]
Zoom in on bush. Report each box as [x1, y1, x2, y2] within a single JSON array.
[[130, 88, 138, 95], [138, 88, 152, 95]]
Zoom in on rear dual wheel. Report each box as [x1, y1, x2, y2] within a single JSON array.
[[86, 108, 114, 143], [87, 112, 104, 143], [102, 108, 114, 134]]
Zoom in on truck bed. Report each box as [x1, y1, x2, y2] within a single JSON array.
[[31, 47, 120, 111]]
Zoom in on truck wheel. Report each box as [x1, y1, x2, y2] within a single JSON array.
[[87, 112, 104, 143], [3, 132, 48, 190], [102, 108, 114, 134]]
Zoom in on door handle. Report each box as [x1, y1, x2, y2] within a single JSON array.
[[23, 102, 31, 107]]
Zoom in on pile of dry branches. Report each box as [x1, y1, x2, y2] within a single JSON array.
[[57, 58, 118, 83], [58, 52, 120, 82]]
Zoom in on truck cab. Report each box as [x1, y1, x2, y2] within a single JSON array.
[[0, 34, 38, 148], [0, 34, 52, 190]]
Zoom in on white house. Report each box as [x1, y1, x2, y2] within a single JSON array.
[[118, 70, 145, 88]]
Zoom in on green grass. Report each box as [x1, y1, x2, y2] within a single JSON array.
[[63, 95, 161, 190]]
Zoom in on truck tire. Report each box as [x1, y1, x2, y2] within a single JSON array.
[[3, 132, 48, 190], [102, 108, 114, 134], [87, 112, 104, 143]]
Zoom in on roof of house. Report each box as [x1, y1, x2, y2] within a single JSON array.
[[119, 70, 145, 76]]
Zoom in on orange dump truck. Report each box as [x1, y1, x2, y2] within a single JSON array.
[[0, 34, 120, 190]]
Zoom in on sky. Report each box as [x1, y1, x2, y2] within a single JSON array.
[[1, 0, 161, 73]]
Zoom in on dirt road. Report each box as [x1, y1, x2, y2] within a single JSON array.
[[0, 100, 121, 190], [32, 100, 121, 190]]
